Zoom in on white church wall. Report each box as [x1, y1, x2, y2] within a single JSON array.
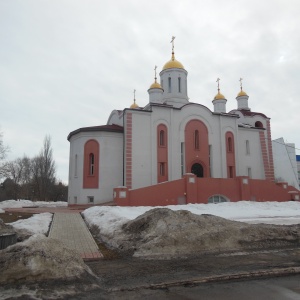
[[237, 128, 264, 179], [68, 131, 123, 204], [131, 111, 153, 189]]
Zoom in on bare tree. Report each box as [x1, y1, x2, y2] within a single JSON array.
[[31, 135, 56, 201], [3, 156, 35, 200], [4, 158, 25, 200], [0, 131, 9, 178]]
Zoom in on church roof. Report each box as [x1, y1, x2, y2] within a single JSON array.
[[239, 109, 268, 119], [67, 124, 123, 141]]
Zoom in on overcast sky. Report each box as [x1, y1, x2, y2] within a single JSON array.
[[0, 0, 299, 183]]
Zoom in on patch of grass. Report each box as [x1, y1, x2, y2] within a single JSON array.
[[0, 212, 34, 223]]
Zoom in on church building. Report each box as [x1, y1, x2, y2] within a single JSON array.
[[67, 39, 299, 206]]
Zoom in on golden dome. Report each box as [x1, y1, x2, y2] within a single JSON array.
[[130, 100, 139, 109], [149, 80, 162, 89], [214, 91, 226, 100], [162, 53, 184, 70], [237, 89, 248, 97]]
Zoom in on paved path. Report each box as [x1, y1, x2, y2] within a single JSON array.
[[49, 212, 103, 260]]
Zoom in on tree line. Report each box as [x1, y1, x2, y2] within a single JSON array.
[[0, 133, 67, 202]]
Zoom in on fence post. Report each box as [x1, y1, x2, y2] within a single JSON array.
[[113, 186, 129, 206]]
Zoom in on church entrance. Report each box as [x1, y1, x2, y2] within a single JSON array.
[[191, 163, 204, 178]]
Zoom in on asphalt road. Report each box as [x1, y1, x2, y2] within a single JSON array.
[[68, 275, 300, 299]]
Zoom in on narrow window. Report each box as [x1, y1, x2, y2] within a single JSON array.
[[181, 142, 184, 176], [159, 130, 165, 146], [74, 154, 78, 177], [178, 77, 181, 93], [194, 130, 199, 150], [168, 77, 171, 93], [160, 163, 165, 176], [246, 140, 250, 155], [89, 153, 94, 175], [229, 166, 233, 178], [247, 167, 252, 178], [228, 137, 232, 152], [87, 196, 94, 203], [74, 196, 77, 204]]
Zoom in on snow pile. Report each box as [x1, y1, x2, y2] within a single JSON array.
[[10, 213, 53, 235], [0, 219, 15, 235], [83, 201, 300, 241], [0, 234, 95, 284], [88, 208, 300, 258], [0, 200, 67, 213]]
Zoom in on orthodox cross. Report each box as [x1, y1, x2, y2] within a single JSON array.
[[154, 65, 157, 81], [216, 78, 220, 92], [170, 36, 175, 52], [239, 77, 243, 90], [133, 89, 136, 101]]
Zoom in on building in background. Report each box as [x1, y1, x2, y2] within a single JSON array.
[[272, 138, 299, 189], [296, 155, 300, 185], [67, 40, 299, 206]]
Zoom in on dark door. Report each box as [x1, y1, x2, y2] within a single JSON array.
[[191, 163, 203, 178]]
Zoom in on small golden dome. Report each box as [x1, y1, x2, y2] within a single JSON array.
[[149, 80, 162, 89], [237, 89, 248, 97], [214, 91, 226, 100], [130, 100, 139, 109], [163, 53, 184, 70]]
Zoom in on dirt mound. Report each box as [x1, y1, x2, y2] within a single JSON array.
[[106, 208, 300, 258], [0, 234, 95, 284]]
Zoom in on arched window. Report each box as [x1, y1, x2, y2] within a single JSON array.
[[168, 77, 171, 93], [159, 130, 165, 146], [194, 130, 199, 150], [83, 139, 99, 189], [208, 195, 229, 204], [228, 137, 233, 152], [157, 124, 168, 183], [178, 77, 181, 93], [89, 153, 95, 175], [255, 121, 263, 128]]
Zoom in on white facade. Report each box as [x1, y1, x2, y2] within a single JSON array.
[[67, 46, 295, 205]]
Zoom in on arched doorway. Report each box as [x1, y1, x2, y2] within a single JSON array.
[[191, 163, 203, 178]]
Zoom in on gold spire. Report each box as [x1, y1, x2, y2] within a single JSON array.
[[214, 78, 226, 100], [237, 77, 248, 97], [149, 65, 162, 89], [130, 89, 139, 108], [162, 36, 184, 70]]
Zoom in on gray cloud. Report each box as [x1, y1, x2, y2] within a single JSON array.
[[1, 0, 300, 183]]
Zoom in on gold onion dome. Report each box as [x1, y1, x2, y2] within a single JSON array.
[[149, 79, 162, 89], [214, 91, 226, 100], [130, 100, 139, 109], [163, 52, 184, 70], [237, 89, 248, 97]]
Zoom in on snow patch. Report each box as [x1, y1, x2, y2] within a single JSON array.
[[10, 213, 53, 235]]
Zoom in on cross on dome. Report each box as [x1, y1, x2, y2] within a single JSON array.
[[170, 36, 175, 52], [239, 77, 243, 91], [214, 78, 226, 100]]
